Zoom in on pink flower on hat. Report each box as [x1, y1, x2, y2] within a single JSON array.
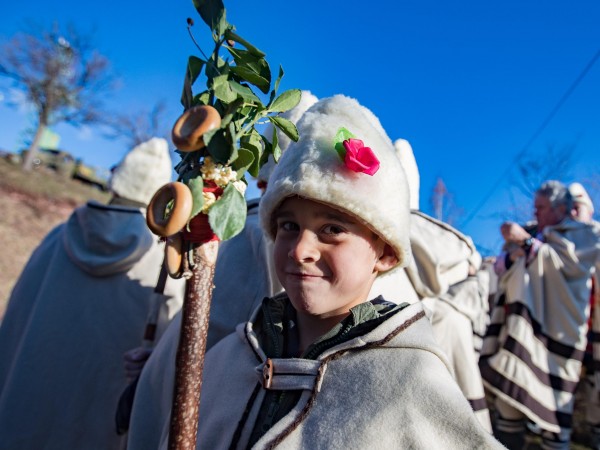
[[342, 138, 380, 176]]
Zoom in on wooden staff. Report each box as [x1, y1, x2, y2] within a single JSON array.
[[146, 106, 224, 450], [167, 240, 218, 450]]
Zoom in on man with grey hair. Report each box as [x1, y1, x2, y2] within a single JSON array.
[[481, 180, 600, 450]]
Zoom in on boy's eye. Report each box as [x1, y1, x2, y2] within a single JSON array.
[[322, 224, 345, 235], [278, 221, 298, 232]]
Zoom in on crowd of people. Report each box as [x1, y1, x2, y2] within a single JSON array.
[[0, 91, 599, 450]]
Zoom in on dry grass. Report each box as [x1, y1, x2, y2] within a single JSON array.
[[0, 158, 110, 317]]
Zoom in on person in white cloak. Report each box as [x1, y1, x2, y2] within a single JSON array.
[[393, 138, 493, 431], [568, 182, 600, 449], [125, 91, 317, 449], [0, 138, 185, 450], [481, 180, 600, 450], [125, 90, 424, 449], [134, 94, 502, 450]]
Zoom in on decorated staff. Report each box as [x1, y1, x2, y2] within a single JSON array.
[[145, 1, 300, 449]]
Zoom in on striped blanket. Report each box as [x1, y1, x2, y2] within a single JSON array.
[[480, 218, 600, 434]]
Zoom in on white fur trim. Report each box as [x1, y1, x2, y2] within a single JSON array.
[[109, 138, 173, 205], [394, 139, 420, 210], [259, 95, 412, 270]]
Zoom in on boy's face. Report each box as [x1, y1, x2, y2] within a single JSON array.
[[273, 196, 397, 320]]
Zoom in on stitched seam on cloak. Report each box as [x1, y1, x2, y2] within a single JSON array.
[[228, 382, 262, 450], [263, 310, 426, 449]]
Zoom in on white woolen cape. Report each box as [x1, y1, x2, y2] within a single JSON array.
[[406, 211, 491, 430], [0, 201, 184, 450], [127, 199, 282, 450], [155, 301, 503, 449]]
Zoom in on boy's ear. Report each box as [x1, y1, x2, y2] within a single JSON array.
[[375, 244, 398, 272]]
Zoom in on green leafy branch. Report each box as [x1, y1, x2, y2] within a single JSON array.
[[173, 0, 301, 241]]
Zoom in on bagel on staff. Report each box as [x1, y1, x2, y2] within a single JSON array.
[[164, 233, 184, 278], [146, 182, 193, 237], [172, 105, 222, 152]]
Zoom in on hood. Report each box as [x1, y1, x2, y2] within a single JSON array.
[[62, 201, 154, 276]]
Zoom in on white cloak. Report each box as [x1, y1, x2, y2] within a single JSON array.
[[0, 201, 184, 450]]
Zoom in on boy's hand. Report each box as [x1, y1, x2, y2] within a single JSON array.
[[123, 347, 153, 383]]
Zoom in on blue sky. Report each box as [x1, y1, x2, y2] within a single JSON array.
[[1, 1, 599, 255]]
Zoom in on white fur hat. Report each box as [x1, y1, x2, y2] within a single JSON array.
[[109, 137, 173, 205], [258, 90, 319, 184], [569, 182, 594, 213], [259, 95, 412, 270], [394, 139, 420, 210]]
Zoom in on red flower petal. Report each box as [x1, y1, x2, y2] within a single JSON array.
[[342, 139, 380, 176]]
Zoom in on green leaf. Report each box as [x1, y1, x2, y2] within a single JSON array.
[[206, 55, 226, 80], [219, 97, 245, 128], [192, 0, 226, 31], [223, 29, 266, 57], [228, 81, 261, 103], [181, 56, 205, 108], [188, 56, 205, 84], [241, 131, 263, 177], [232, 148, 255, 178], [212, 74, 237, 103], [268, 116, 299, 142], [187, 176, 205, 219], [193, 91, 211, 106], [230, 66, 270, 94], [208, 184, 247, 240], [273, 65, 284, 94], [207, 129, 231, 164], [227, 47, 271, 84], [269, 89, 301, 113], [201, 128, 219, 146], [227, 121, 238, 164], [333, 127, 356, 157], [215, 9, 228, 38], [271, 126, 282, 162]]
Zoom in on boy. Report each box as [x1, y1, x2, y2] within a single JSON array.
[[161, 95, 503, 449]]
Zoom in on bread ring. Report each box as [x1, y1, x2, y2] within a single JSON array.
[[164, 233, 184, 278], [172, 105, 222, 152], [146, 182, 193, 237]]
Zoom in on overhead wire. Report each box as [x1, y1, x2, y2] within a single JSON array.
[[459, 48, 600, 228]]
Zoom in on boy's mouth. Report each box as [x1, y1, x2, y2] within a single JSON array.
[[288, 271, 323, 279]]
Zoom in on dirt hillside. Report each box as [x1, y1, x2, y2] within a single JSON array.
[[0, 158, 109, 318]]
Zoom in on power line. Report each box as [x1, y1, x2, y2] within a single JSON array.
[[460, 48, 600, 228]]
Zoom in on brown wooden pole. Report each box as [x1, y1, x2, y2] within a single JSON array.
[[168, 240, 219, 450]]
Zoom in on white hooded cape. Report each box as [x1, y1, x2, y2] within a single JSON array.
[[0, 201, 184, 450], [154, 301, 502, 449]]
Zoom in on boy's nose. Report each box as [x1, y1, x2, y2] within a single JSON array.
[[288, 230, 319, 262]]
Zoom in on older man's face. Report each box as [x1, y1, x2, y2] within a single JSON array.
[[534, 194, 566, 231]]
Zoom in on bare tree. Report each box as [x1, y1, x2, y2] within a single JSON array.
[[0, 23, 115, 171], [507, 142, 578, 223], [513, 142, 577, 198], [430, 177, 464, 226], [103, 101, 170, 148]]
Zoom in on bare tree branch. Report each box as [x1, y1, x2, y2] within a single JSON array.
[[102, 101, 170, 148], [0, 22, 116, 170]]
